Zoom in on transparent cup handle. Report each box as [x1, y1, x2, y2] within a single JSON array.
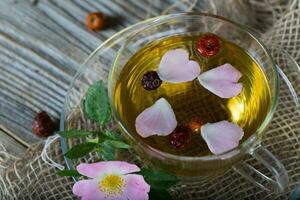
[[233, 145, 288, 193]]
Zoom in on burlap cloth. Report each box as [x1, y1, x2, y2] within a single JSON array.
[[1, 1, 300, 199]]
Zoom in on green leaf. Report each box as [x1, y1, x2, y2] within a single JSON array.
[[84, 80, 111, 125], [86, 137, 99, 144], [98, 141, 115, 161], [59, 130, 94, 138], [139, 168, 180, 189], [103, 131, 123, 141], [105, 140, 131, 149], [57, 169, 81, 177], [149, 188, 173, 200], [65, 142, 98, 159]]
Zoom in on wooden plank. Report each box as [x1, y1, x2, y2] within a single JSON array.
[[0, 0, 205, 148], [0, 0, 88, 144], [0, 128, 26, 175], [0, 0, 152, 145], [0, 129, 26, 158]]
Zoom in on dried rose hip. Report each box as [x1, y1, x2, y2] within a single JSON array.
[[188, 117, 204, 133], [86, 12, 105, 31], [168, 126, 191, 149], [141, 71, 162, 90], [32, 111, 55, 137], [196, 34, 220, 57]]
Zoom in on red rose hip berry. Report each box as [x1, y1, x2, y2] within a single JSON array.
[[86, 12, 105, 31], [141, 71, 162, 90], [32, 111, 55, 137], [168, 126, 191, 149], [196, 34, 220, 57], [188, 117, 204, 133]]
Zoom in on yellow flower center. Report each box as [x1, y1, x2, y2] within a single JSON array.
[[98, 174, 125, 197]]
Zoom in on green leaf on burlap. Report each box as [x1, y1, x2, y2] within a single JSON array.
[[59, 130, 94, 138], [149, 188, 173, 200], [65, 142, 98, 159], [57, 169, 81, 177], [103, 130, 123, 141], [139, 168, 180, 189], [96, 131, 131, 160], [105, 140, 131, 149], [98, 141, 116, 161], [84, 80, 111, 125]]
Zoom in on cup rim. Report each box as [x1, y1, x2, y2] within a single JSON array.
[[108, 13, 279, 161]]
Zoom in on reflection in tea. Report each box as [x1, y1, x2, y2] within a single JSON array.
[[114, 34, 271, 157]]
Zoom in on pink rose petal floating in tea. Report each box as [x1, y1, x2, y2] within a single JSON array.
[[73, 161, 150, 200], [135, 98, 177, 138], [157, 48, 201, 83], [201, 121, 244, 155], [198, 63, 243, 98]]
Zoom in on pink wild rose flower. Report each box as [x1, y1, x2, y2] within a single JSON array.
[[73, 161, 150, 200]]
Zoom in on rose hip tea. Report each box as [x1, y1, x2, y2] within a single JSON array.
[[113, 34, 271, 157]]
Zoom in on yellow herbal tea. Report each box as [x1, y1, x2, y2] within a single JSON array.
[[114, 34, 271, 157]]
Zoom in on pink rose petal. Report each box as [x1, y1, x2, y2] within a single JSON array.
[[73, 179, 104, 200], [201, 121, 244, 155], [123, 174, 151, 200], [73, 162, 150, 200], [135, 98, 177, 138], [77, 161, 140, 179], [157, 48, 201, 83], [198, 63, 243, 98]]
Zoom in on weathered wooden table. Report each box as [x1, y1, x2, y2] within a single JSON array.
[[1, 1, 300, 199], [0, 0, 173, 158], [0, 0, 215, 159]]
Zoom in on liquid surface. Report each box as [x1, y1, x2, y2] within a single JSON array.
[[114, 34, 271, 156]]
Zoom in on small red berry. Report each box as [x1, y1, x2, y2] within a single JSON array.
[[188, 117, 204, 133], [141, 71, 162, 90], [86, 12, 105, 31], [196, 34, 220, 57], [168, 126, 191, 149], [32, 111, 55, 137]]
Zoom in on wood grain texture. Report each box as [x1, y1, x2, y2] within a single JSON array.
[[0, 0, 204, 150], [0, 129, 26, 158], [0, 128, 26, 176], [0, 0, 169, 146]]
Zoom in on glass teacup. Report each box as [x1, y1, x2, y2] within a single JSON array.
[[107, 13, 288, 193]]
